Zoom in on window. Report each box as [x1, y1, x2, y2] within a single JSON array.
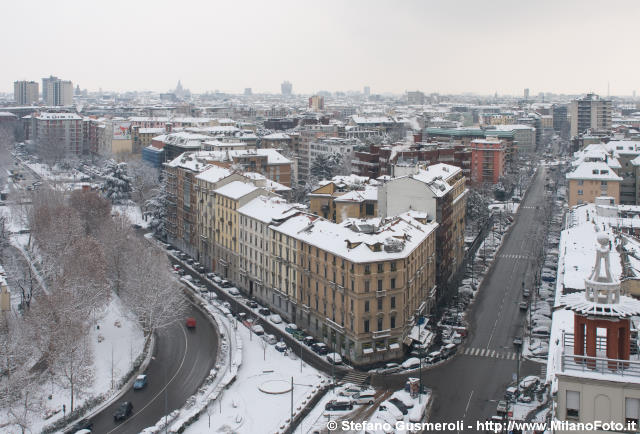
[[391, 278, 396, 289], [577, 189, 583, 196], [377, 263, 384, 273], [626, 398, 640, 426], [390, 262, 397, 272], [364, 300, 369, 312], [566, 391, 580, 419], [377, 298, 382, 310], [364, 319, 370, 333], [364, 280, 370, 292], [391, 296, 396, 309], [378, 279, 383, 291], [390, 316, 396, 329], [377, 318, 383, 331], [364, 265, 371, 274]]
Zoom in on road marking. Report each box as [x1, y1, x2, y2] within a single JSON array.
[[490, 350, 495, 358], [464, 347, 517, 360], [511, 353, 517, 360], [459, 390, 474, 434], [105, 322, 189, 434]]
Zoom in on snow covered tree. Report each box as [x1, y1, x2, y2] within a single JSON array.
[[101, 160, 132, 204], [127, 159, 160, 207], [145, 181, 168, 237], [310, 153, 343, 181], [466, 187, 491, 230]]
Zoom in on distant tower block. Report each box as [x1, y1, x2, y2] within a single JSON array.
[[560, 233, 640, 370]]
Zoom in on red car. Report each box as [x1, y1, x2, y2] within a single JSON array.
[[185, 317, 196, 328]]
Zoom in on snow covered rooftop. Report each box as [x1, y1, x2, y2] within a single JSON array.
[[242, 172, 291, 192], [565, 161, 623, 181], [334, 186, 378, 202], [138, 127, 165, 134], [262, 133, 291, 140], [195, 165, 232, 184], [410, 163, 461, 197], [271, 211, 437, 263], [214, 180, 259, 200], [238, 196, 304, 224]]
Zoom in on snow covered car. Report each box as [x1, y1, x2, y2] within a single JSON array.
[[275, 341, 287, 352], [227, 287, 241, 297], [401, 357, 421, 370], [133, 374, 147, 390], [285, 323, 298, 334], [252, 324, 265, 335], [262, 334, 277, 345], [269, 314, 283, 324], [326, 352, 343, 365]]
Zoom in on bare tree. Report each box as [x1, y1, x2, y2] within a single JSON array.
[[69, 190, 112, 236], [96, 215, 136, 296], [50, 321, 93, 412], [121, 245, 186, 336]]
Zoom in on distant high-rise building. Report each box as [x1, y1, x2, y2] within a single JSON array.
[[569, 93, 612, 137], [552, 104, 569, 136], [244, 88, 252, 96], [308, 95, 324, 111], [281, 81, 292, 96], [14, 80, 39, 105], [363, 86, 370, 97], [407, 91, 425, 105], [42, 76, 73, 106], [524, 88, 530, 100]]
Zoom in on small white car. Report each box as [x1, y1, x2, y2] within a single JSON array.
[[269, 314, 283, 324]]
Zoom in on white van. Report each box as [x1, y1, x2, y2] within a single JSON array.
[[352, 392, 376, 405]]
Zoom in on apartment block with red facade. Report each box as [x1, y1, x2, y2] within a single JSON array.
[[470, 138, 505, 184]]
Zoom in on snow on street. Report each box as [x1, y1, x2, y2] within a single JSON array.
[[184, 314, 326, 434]]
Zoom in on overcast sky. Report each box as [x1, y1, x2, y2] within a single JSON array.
[[3, 0, 639, 96]]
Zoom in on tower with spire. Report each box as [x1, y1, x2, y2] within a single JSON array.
[[560, 232, 640, 370]]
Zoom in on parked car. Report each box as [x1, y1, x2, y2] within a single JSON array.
[[258, 307, 271, 316], [252, 325, 265, 335], [227, 287, 241, 297], [285, 323, 298, 334], [312, 342, 328, 355], [496, 400, 508, 415], [325, 399, 353, 411], [275, 341, 287, 352], [269, 314, 283, 324], [292, 330, 306, 341], [263, 334, 277, 345], [426, 351, 442, 364], [513, 336, 523, 346], [352, 392, 376, 405], [505, 386, 518, 401], [303, 336, 315, 347], [519, 301, 528, 310], [377, 362, 401, 374], [246, 300, 258, 309], [206, 272, 216, 279], [185, 317, 196, 328], [523, 289, 530, 298], [113, 401, 133, 421], [388, 398, 409, 415], [327, 352, 343, 365], [401, 357, 421, 370], [220, 279, 232, 288], [196, 265, 206, 273]]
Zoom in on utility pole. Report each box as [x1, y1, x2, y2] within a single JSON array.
[[290, 376, 294, 421]]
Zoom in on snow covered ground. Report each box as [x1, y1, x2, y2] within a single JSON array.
[[183, 305, 327, 434], [112, 204, 149, 228]]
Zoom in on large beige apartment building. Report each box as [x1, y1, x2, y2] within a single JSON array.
[[269, 211, 438, 366]]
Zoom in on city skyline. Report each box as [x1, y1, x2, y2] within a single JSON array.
[[3, 0, 639, 96]]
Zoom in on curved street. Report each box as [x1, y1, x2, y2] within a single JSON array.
[[88, 301, 218, 434]]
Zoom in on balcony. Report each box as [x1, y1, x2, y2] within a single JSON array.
[[372, 329, 391, 339], [560, 333, 640, 378]]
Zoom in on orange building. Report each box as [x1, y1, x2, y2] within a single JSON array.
[[470, 138, 505, 184]]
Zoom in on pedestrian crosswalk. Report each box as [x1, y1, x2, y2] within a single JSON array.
[[496, 254, 530, 260], [521, 206, 537, 209], [463, 347, 518, 360], [341, 371, 370, 384]]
